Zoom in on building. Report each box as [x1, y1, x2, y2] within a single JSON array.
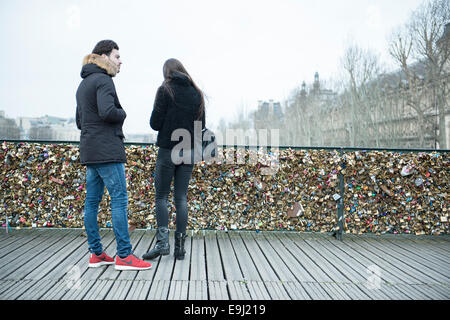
[[24, 115, 79, 141], [125, 133, 156, 144], [283, 23, 450, 149], [251, 100, 284, 146], [0, 111, 20, 139], [283, 72, 337, 147]]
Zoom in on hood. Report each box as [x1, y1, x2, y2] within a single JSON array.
[[80, 54, 118, 78], [170, 72, 191, 86]]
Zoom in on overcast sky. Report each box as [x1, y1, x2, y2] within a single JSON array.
[[0, 0, 425, 135]]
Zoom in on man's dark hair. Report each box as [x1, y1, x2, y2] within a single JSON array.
[[92, 40, 119, 56]]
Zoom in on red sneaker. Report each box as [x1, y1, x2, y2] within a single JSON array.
[[88, 252, 115, 268], [115, 254, 152, 271]]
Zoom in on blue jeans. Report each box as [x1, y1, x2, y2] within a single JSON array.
[[84, 162, 132, 258]]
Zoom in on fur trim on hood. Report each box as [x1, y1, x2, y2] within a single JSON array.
[[82, 54, 118, 77]]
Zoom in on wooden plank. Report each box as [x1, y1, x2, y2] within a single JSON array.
[[0, 229, 44, 242], [357, 237, 449, 284], [1, 229, 448, 301], [0, 229, 60, 267], [189, 231, 206, 281], [315, 238, 373, 281], [425, 283, 450, 298], [122, 230, 156, 299], [239, 232, 278, 282], [87, 231, 144, 300], [0, 228, 34, 241], [145, 231, 175, 300], [398, 238, 450, 259], [83, 279, 114, 300], [320, 282, 352, 300], [410, 238, 450, 255], [168, 280, 189, 300], [105, 230, 153, 300], [0, 229, 44, 253], [0, 279, 35, 300], [300, 240, 351, 284], [383, 238, 450, 266], [281, 233, 334, 283], [301, 282, 332, 300], [279, 281, 310, 300], [251, 232, 298, 282], [392, 284, 433, 300], [188, 280, 208, 300], [17, 279, 56, 300], [338, 282, 371, 300], [343, 237, 422, 285], [147, 279, 170, 300], [171, 234, 192, 281], [216, 232, 244, 281], [2, 229, 81, 281], [204, 232, 225, 281], [305, 238, 370, 285], [264, 232, 315, 283], [411, 284, 449, 300], [106, 279, 134, 300], [24, 230, 85, 280], [247, 280, 271, 300], [99, 229, 145, 280], [41, 234, 92, 280], [149, 232, 175, 280], [228, 232, 265, 282], [324, 237, 409, 286], [284, 233, 349, 284], [62, 279, 96, 300], [379, 238, 450, 275], [67, 237, 115, 284], [227, 280, 251, 300], [264, 281, 291, 300], [0, 280, 19, 298], [125, 280, 152, 300], [349, 237, 444, 285], [59, 230, 116, 299], [114, 230, 148, 281], [135, 229, 157, 281], [40, 279, 67, 300], [208, 280, 228, 300], [381, 284, 414, 300], [41, 269, 87, 300], [354, 283, 388, 300]]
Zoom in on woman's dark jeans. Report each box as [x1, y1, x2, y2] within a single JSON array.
[[154, 147, 194, 233]]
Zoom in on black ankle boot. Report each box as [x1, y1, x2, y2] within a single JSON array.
[[174, 232, 187, 260], [142, 227, 170, 260]]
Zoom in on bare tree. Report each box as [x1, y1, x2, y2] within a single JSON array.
[[340, 43, 384, 147], [388, 0, 450, 148]]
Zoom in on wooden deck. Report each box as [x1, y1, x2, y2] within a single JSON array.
[[0, 228, 449, 300]]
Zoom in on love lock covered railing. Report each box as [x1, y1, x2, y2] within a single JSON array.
[[1, 140, 449, 240]]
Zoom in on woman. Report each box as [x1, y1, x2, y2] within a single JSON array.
[[143, 58, 205, 260]]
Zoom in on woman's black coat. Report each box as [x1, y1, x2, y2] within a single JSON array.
[[150, 73, 205, 150]]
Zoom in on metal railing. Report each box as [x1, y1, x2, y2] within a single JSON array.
[[2, 139, 449, 240]]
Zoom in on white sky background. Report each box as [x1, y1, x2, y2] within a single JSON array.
[[0, 0, 425, 135]]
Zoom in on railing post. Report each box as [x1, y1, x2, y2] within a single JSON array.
[[335, 148, 345, 241]]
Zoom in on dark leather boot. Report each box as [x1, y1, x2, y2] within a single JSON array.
[[142, 227, 170, 260], [174, 232, 187, 260]]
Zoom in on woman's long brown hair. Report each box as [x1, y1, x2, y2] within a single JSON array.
[[161, 58, 205, 119]]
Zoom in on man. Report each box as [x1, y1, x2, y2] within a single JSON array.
[[76, 40, 151, 271]]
